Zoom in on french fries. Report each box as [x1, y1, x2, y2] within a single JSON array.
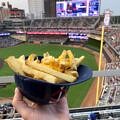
[[22, 64, 61, 83], [5, 56, 25, 76], [5, 50, 85, 83], [26, 60, 76, 82]]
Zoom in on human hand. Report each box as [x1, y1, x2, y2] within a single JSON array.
[[12, 88, 69, 120]]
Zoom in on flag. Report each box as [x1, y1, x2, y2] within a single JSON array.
[[104, 9, 111, 26]]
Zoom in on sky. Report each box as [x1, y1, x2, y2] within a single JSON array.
[[0, 0, 120, 15], [100, 0, 120, 15], [0, 0, 29, 14]]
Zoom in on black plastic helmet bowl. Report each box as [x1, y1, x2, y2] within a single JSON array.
[[14, 56, 92, 105]]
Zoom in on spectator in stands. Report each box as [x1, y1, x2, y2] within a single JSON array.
[[12, 88, 69, 120], [88, 112, 97, 120]]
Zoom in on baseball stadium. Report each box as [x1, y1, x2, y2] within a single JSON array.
[[0, 0, 120, 119]]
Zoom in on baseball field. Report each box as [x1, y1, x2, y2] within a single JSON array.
[[0, 43, 98, 108]]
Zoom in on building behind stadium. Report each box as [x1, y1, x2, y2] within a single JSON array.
[[0, 2, 25, 21]]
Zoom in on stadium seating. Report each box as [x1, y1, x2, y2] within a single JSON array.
[[28, 35, 68, 44], [99, 62, 120, 106], [25, 17, 99, 44], [0, 36, 24, 48], [29, 17, 99, 29], [105, 28, 120, 55], [1, 16, 120, 120], [0, 103, 20, 119]]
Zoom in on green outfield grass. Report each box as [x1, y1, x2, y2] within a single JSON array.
[[0, 44, 97, 107], [86, 38, 100, 52], [0, 83, 16, 98]]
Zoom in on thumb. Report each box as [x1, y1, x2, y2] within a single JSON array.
[[12, 88, 32, 119]]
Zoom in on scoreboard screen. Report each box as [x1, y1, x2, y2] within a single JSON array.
[[68, 33, 88, 40], [56, 0, 100, 17]]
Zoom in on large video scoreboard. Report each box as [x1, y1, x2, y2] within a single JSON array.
[[56, 0, 100, 17]]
